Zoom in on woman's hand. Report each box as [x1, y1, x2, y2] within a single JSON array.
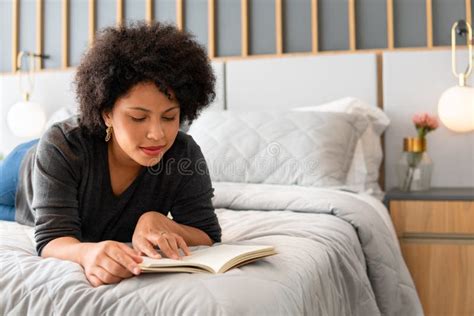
[[79, 241, 143, 287], [132, 211, 191, 260]]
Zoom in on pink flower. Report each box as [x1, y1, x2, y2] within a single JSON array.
[[412, 112, 438, 138], [426, 116, 439, 130]]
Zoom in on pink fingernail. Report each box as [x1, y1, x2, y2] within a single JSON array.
[[133, 267, 141, 275]]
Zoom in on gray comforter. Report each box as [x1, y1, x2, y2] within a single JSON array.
[[0, 182, 422, 316]]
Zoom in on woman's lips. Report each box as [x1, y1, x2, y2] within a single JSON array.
[[140, 146, 165, 156]]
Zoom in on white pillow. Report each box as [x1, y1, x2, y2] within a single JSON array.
[[188, 110, 368, 187], [44, 104, 78, 130], [293, 97, 390, 200]]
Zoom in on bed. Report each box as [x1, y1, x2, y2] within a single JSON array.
[[0, 53, 423, 315]]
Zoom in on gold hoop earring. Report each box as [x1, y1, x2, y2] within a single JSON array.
[[105, 126, 113, 142]]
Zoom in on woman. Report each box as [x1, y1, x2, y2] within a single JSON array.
[[0, 22, 221, 287]]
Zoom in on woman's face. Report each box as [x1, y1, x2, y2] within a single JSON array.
[[103, 81, 180, 168]]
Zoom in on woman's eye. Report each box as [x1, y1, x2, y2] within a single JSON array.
[[131, 117, 146, 122], [163, 117, 176, 121]]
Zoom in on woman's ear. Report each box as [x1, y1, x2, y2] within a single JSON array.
[[102, 110, 112, 127]]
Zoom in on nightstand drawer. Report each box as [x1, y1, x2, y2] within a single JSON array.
[[401, 241, 474, 316], [390, 200, 474, 236]]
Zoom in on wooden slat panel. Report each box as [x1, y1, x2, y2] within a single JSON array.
[[348, 0, 356, 50], [12, 0, 19, 71], [208, 0, 215, 58], [146, 0, 153, 23], [176, 0, 183, 30], [426, 0, 433, 48], [391, 201, 474, 236], [116, 0, 123, 26], [467, 0, 472, 26], [241, 0, 248, 57], [386, 0, 394, 49], [211, 46, 468, 64], [376, 52, 384, 189], [36, 0, 43, 69], [311, 0, 318, 53], [61, 0, 69, 68], [401, 242, 474, 316], [89, 0, 95, 46], [275, 0, 282, 54]]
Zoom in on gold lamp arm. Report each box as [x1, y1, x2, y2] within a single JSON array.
[[451, 20, 473, 86]]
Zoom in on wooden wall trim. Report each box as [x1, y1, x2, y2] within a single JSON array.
[[3, 1, 463, 75], [88, 0, 95, 46], [275, 0, 283, 55], [211, 45, 453, 62], [2, 46, 453, 74], [12, 0, 19, 71], [241, 0, 248, 57], [208, 0, 215, 59], [387, 0, 394, 49], [311, 0, 318, 53], [348, 0, 356, 51], [467, 0, 472, 26], [61, 0, 69, 69], [176, 0, 183, 30], [426, 0, 433, 48], [146, 0, 153, 24], [36, 0, 44, 70], [116, 0, 123, 26], [377, 53, 384, 109], [376, 52, 385, 190]]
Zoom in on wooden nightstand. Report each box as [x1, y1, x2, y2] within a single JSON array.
[[385, 188, 474, 316]]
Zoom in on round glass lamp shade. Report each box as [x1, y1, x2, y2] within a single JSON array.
[[438, 86, 474, 132], [7, 101, 47, 138]]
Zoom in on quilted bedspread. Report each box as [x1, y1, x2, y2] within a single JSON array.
[[0, 182, 422, 315]]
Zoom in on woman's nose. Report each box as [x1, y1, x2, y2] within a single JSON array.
[[146, 122, 165, 140]]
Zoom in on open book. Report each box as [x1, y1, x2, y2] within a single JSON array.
[[139, 244, 277, 274]]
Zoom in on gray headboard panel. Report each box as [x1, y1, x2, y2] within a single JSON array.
[[224, 53, 379, 110], [0, 62, 225, 154]]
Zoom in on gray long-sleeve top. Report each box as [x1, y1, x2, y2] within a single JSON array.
[[15, 116, 222, 255]]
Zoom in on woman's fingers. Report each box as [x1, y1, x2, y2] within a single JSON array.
[[134, 237, 162, 259], [87, 273, 104, 287], [118, 242, 143, 263], [105, 245, 142, 276], [102, 250, 136, 278], [82, 241, 146, 288], [165, 235, 181, 259], [91, 265, 122, 285], [135, 232, 191, 260], [154, 232, 191, 259], [153, 233, 177, 259], [166, 233, 191, 257], [175, 235, 191, 256], [148, 232, 178, 260]]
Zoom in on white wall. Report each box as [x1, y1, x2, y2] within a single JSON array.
[[383, 49, 474, 189], [0, 69, 77, 156]]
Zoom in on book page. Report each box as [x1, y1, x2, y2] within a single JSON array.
[[140, 244, 274, 273]]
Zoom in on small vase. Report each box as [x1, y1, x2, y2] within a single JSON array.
[[396, 137, 433, 192]]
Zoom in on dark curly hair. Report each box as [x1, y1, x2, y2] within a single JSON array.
[[74, 21, 216, 137]]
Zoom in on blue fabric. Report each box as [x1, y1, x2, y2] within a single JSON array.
[[0, 139, 39, 221]]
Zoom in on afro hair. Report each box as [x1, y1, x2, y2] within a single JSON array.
[[74, 21, 216, 137]]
